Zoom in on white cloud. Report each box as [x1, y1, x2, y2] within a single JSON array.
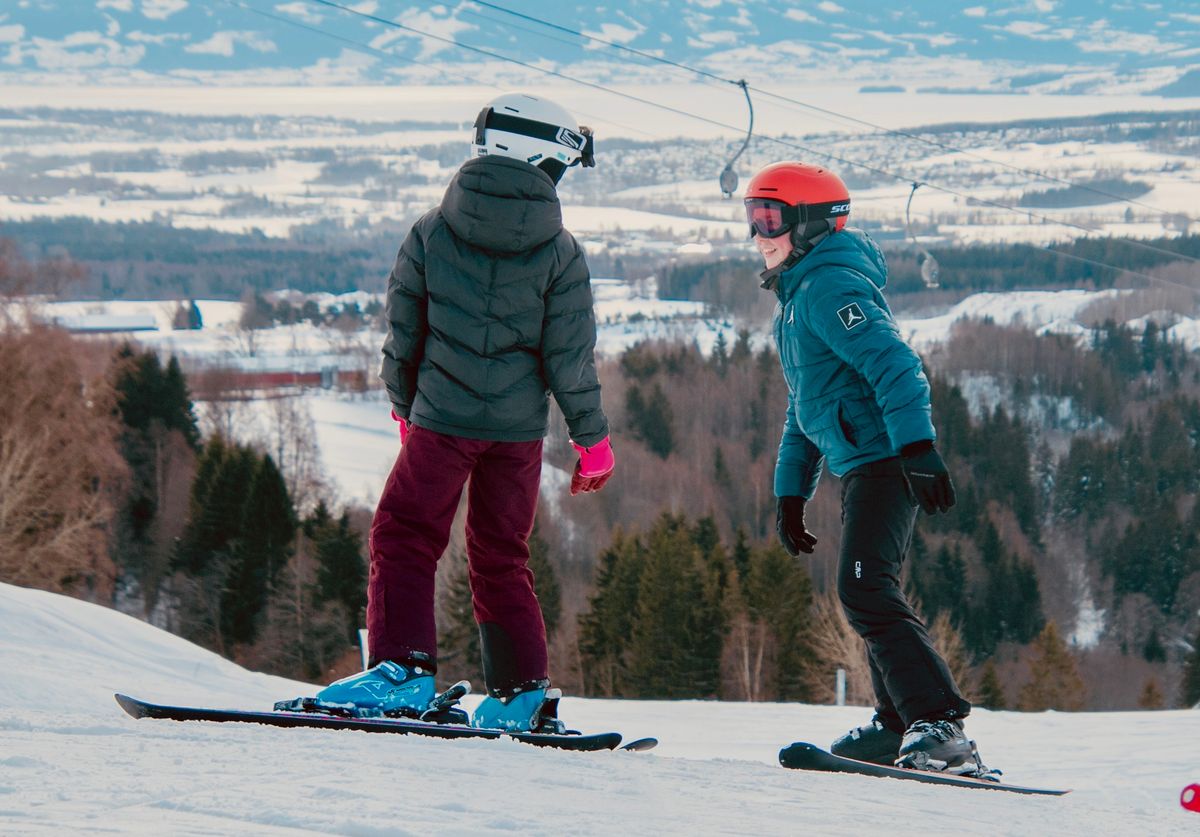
[[368, 10, 473, 59], [141, 0, 188, 21], [1032, 0, 1057, 11], [1004, 20, 1050, 36], [582, 23, 643, 48], [1077, 21, 1182, 53], [0, 24, 24, 43], [785, 9, 819, 24], [104, 15, 120, 37], [1169, 13, 1200, 23], [274, 2, 323, 25], [127, 29, 189, 44], [20, 31, 145, 70], [348, 1, 379, 14], [686, 30, 738, 48], [185, 31, 278, 57], [963, 5, 988, 17], [97, 0, 133, 11], [817, 1, 844, 13]]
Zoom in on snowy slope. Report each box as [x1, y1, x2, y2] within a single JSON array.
[[1, 582, 1197, 835]]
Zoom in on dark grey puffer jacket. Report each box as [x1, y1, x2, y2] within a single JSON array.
[[380, 155, 609, 446]]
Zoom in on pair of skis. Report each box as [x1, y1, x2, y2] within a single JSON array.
[[114, 693, 657, 753], [115, 693, 1067, 795]]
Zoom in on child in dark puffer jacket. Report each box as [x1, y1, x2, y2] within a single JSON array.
[[301, 93, 612, 734]]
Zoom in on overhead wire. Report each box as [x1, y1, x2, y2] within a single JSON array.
[[463, 0, 1199, 227], [218, 0, 658, 140], [300, 0, 1200, 275], [227, 0, 1199, 293]]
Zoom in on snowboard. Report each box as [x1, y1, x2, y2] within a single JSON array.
[[779, 742, 1069, 796], [115, 694, 657, 753]]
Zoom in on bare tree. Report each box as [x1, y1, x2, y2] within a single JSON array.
[[0, 325, 127, 596], [805, 588, 872, 706], [264, 395, 328, 516]]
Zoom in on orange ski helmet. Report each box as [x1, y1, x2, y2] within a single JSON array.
[[744, 162, 851, 240]]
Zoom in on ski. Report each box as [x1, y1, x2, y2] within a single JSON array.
[[778, 742, 1069, 796], [115, 694, 656, 753]]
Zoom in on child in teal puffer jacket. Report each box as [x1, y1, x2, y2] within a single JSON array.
[[747, 161, 984, 777]]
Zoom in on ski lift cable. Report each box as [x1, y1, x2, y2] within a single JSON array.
[[747, 84, 1198, 225], [283, 0, 1200, 278], [219, 0, 658, 140], [463, 0, 1197, 224]]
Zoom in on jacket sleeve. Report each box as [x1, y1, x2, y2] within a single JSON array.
[[541, 237, 609, 447], [803, 273, 936, 449], [379, 226, 428, 418], [775, 401, 825, 499]]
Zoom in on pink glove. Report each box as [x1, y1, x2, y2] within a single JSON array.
[[570, 436, 614, 495], [390, 410, 410, 444]]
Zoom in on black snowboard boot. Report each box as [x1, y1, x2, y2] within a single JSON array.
[[895, 718, 975, 772], [830, 716, 903, 765]]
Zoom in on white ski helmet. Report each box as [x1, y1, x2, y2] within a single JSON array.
[[471, 92, 595, 183]]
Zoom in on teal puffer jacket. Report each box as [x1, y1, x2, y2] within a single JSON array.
[[380, 155, 608, 446], [772, 229, 935, 499]]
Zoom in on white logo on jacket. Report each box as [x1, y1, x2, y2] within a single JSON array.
[[837, 303, 866, 330]]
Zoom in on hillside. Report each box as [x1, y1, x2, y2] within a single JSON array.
[[1, 581, 1197, 834]]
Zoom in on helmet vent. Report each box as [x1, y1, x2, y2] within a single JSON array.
[[496, 143, 509, 151]]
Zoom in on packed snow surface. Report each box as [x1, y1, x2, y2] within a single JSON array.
[[0, 582, 1197, 835]]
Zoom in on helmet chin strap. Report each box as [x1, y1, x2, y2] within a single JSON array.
[[759, 220, 836, 291]]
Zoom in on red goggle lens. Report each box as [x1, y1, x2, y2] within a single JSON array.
[[745, 199, 795, 238]]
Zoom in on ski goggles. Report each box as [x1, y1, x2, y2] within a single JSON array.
[[744, 197, 851, 238], [473, 107, 595, 168]]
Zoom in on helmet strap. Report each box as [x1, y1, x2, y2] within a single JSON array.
[[758, 220, 837, 291]]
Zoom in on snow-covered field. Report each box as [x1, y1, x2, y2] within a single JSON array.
[[1, 581, 1197, 835]]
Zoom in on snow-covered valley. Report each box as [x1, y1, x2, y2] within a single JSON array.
[[1, 581, 1197, 835]]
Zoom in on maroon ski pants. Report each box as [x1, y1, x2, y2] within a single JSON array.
[[366, 425, 547, 687]]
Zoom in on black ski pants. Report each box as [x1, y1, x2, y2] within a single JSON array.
[[838, 457, 971, 732]]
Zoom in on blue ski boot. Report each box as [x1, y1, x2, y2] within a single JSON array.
[[283, 661, 437, 719], [471, 683, 567, 734]]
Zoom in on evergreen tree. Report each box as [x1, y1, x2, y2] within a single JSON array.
[[223, 453, 295, 646], [976, 659, 1008, 710], [1017, 622, 1086, 711], [755, 546, 816, 701], [111, 344, 202, 606], [439, 553, 483, 686], [731, 328, 753, 366], [731, 526, 752, 582], [1142, 628, 1167, 663], [527, 521, 561, 637], [1181, 626, 1200, 708], [310, 506, 367, 641], [626, 382, 675, 457], [711, 331, 729, 377], [578, 530, 644, 696], [627, 514, 722, 698]]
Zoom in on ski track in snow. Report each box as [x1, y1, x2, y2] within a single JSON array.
[[1, 583, 1198, 835]]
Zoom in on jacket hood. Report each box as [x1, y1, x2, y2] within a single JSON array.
[[441, 156, 563, 253], [778, 228, 888, 300]]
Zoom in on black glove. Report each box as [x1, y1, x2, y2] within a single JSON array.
[[900, 440, 956, 515], [776, 496, 818, 556]]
